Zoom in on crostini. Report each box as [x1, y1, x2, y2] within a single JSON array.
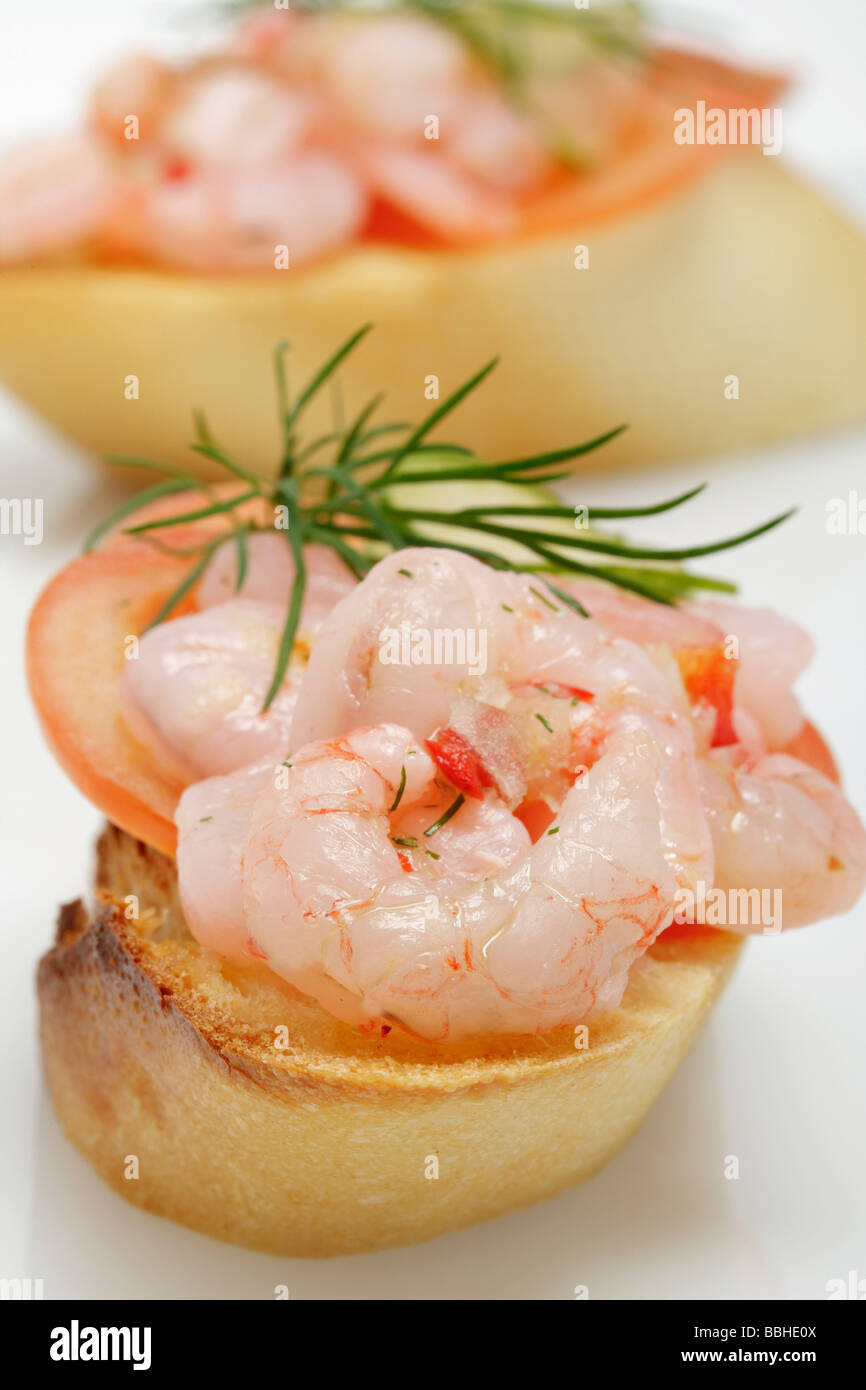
[[29, 341, 866, 1253], [2, 4, 865, 466]]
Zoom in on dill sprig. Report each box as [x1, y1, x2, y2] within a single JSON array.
[[92, 324, 793, 710]]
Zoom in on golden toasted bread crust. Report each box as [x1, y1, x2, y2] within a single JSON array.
[[37, 824, 743, 1256]]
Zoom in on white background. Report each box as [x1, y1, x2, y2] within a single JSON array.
[[1, 0, 864, 1300]]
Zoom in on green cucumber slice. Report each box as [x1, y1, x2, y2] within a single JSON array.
[[381, 449, 579, 566]]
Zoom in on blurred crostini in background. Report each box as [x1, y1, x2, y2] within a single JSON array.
[[0, 1, 865, 476]]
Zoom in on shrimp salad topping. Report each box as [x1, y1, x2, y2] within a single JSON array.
[[0, 3, 763, 269], [118, 533, 866, 1042]]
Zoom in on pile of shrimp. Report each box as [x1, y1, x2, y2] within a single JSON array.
[[120, 534, 866, 1041], [0, 7, 647, 270]]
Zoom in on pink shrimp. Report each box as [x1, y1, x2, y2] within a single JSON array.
[[564, 582, 813, 752], [0, 6, 659, 267], [177, 704, 866, 1039], [357, 145, 517, 242], [122, 538, 355, 778], [121, 598, 301, 779], [238, 721, 688, 1039], [158, 67, 321, 171], [196, 534, 355, 616], [289, 547, 685, 754], [565, 587, 866, 923], [0, 135, 117, 264], [107, 151, 366, 273], [690, 600, 813, 750], [90, 53, 173, 146], [446, 90, 553, 193], [172, 545, 866, 1038], [175, 756, 276, 957], [696, 749, 866, 928], [318, 15, 475, 143], [318, 13, 551, 232]]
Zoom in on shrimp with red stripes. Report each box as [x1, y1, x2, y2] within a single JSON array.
[[171, 546, 866, 1039], [284, 548, 866, 936], [237, 720, 690, 1040]]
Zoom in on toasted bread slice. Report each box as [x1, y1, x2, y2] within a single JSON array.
[[37, 823, 742, 1257]]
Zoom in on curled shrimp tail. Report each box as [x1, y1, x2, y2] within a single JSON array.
[[698, 752, 866, 930]]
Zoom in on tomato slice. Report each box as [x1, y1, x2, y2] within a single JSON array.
[[101, 484, 268, 555], [27, 538, 204, 857], [361, 196, 434, 248], [28, 484, 340, 857]]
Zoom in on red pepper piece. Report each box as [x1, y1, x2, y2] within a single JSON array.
[[165, 157, 191, 181], [675, 643, 738, 747], [424, 727, 495, 800]]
